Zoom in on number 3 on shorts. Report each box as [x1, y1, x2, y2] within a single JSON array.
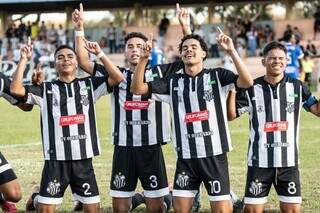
[[82, 183, 92, 195], [149, 175, 158, 188]]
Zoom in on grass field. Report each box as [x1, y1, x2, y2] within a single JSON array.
[[0, 95, 320, 212]]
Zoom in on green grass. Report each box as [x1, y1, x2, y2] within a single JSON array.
[[1, 95, 320, 212]]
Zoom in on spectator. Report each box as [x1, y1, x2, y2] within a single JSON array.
[[208, 27, 219, 58], [313, 6, 320, 40], [26, 21, 31, 37], [306, 40, 317, 56], [158, 13, 170, 47], [31, 22, 39, 39], [193, 25, 204, 37], [150, 39, 164, 67], [57, 24, 66, 45], [47, 24, 58, 45], [264, 24, 274, 42], [293, 26, 302, 43], [106, 22, 116, 53], [246, 26, 257, 57], [39, 21, 47, 40], [17, 20, 26, 42], [301, 52, 315, 86]]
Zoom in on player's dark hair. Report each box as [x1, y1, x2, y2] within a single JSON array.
[[283, 31, 293, 42], [54, 45, 76, 57], [124, 32, 148, 45], [262, 41, 287, 56], [178, 34, 209, 61]]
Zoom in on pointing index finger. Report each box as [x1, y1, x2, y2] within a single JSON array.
[[79, 3, 83, 13], [176, 3, 181, 12], [27, 36, 31, 46], [217, 26, 223, 35]]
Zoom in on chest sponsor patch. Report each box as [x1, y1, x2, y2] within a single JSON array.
[[124, 101, 149, 110], [264, 121, 288, 132], [184, 110, 209, 123], [59, 114, 85, 126]]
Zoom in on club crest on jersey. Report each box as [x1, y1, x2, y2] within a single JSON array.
[[286, 102, 295, 113], [81, 95, 89, 106], [53, 97, 59, 106], [257, 105, 264, 113], [249, 180, 263, 196], [145, 69, 158, 82], [46, 179, 61, 196], [203, 89, 214, 102], [176, 172, 189, 188], [80, 86, 90, 96], [113, 173, 126, 189], [207, 79, 216, 86]]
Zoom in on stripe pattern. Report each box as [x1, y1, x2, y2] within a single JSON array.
[[236, 76, 311, 167], [25, 77, 108, 160]]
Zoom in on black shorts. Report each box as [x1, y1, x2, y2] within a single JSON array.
[[38, 159, 99, 205], [172, 154, 230, 201], [244, 166, 301, 204], [0, 152, 17, 185], [110, 144, 169, 198]]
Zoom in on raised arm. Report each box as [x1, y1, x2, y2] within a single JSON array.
[[82, 39, 124, 86], [131, 35, 152, 95], [72, 3, 94, 74], [176, 3, 192, 36], [216, 27, 253, 88], [10, 42, 33, 97]]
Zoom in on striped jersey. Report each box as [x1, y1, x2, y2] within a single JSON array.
[[149, 67, 238, 159], [236, 75, 314, 168], [24, 76, 109, 160], [0, 72, 20, 105], [93, 62, 183, 146]]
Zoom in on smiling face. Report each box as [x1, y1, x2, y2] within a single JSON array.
[[124, 37, 145, 67], [262, 48, 287, 77], [54, 48, 78, 77], [180, 38, 206, 66]]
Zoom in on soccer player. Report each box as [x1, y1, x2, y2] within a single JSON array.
[[227, 41, 320, 213], [131, 29, 253, 212], [0, 71, 35, 212], [10, 41, 123, 212], [71, 3, 193, 213], [282, 32, 304, 80]]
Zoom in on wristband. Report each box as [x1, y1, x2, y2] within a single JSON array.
[[97, 51, 105, 59], [75, 30, 84, 37]]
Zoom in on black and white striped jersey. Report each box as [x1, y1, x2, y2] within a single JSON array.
[[93, 62, 183, 146], [0, 72, 20, 105], [24, 76, 109, 161], [148, 67, 238, 159], [236, 75, 316, 168]]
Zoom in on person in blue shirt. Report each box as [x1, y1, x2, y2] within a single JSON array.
[[150, 38, 165, 67], [282, 32, 304, 79]]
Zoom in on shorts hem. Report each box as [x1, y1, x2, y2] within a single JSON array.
[[110, 190, 135, 198], [72, 193, 100, 204], [244, 197, 268, 204], [144, 187, 169, 198], [279, 196, 302, 204], [38, 196, 63, 205], [209, 194, 231, 201], [172, 190, 197, 197]]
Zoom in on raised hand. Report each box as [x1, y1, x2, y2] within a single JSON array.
[[216, 27, 235, 53], [82, 38, 102, 55], [176, 3, 190, 27], [32, 63, 45, 85], [72, 3, 84, 30], [20, 37, 33, 60], [140, 33, 152, 60]]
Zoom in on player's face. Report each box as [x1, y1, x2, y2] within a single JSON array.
[[54, 48, 78, 76], [180, 39, 206, 66], [262, 48, 287, 76], [124, 37, 145, 66]]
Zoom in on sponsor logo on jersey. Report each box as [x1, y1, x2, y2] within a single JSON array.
[[113, 173, 126, 189], [264, 142, 289, 148], [59, 114, 85, 126], [124, 101, 150, 110], [185, 110, 209, 123], [60, 134, 87, 142], [264, 121, 288, 132], [46, 179, 61, 196], [249, 179, 263, 196], [176, 172, 189, 188]]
